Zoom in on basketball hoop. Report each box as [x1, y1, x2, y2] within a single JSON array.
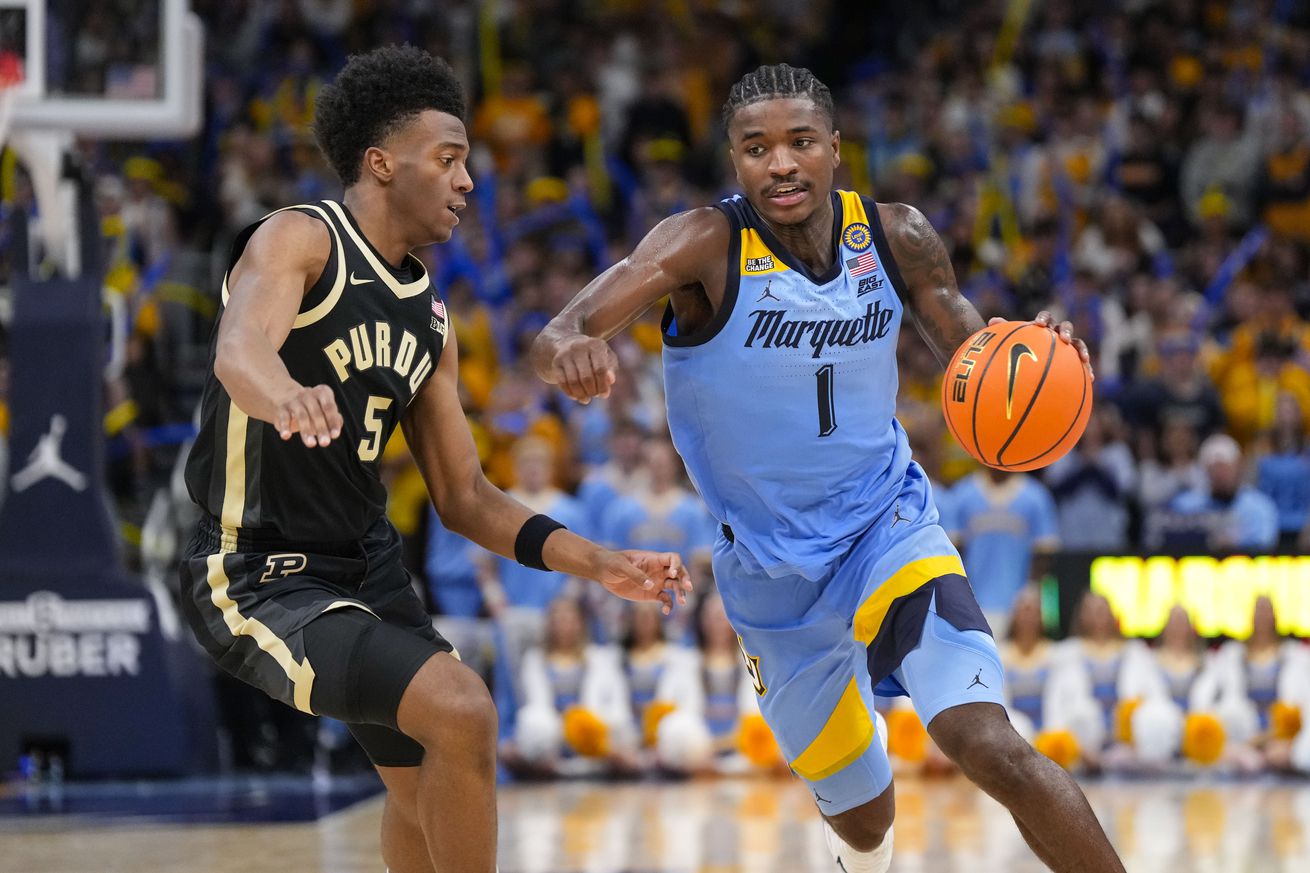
[[0, 45, 79, 275]]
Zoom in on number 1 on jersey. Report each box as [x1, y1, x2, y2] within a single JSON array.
[[815, 364, 837, 437], [358, 395, 394, 461]]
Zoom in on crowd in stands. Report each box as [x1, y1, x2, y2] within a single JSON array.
[[2, 0, 1310, 778]]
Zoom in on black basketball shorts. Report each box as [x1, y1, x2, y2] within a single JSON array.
[[178, 513, 454, 766]]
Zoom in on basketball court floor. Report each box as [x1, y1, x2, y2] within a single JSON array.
[[3, 774, 1309, 872]]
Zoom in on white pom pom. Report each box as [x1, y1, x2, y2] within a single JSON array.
[[1132, 698, 1184, 764], [656, 709, 713, 772], [1216, 697, 1259, 746], [1290, 729, 1310, 774], [1066, 701, 1107, 755], [514, 705, 562, 763]]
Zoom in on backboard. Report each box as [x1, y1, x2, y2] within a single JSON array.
[[0, 0, 44, 100], [4, 0, 202, 139], [2, 1, 204, 276]]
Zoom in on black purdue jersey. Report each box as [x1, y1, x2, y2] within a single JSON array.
[[185, 200, 449, 542]]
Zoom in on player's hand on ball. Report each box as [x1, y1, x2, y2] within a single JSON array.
[[549, 335, 618, 404], [946, 320, 1092, 470], [989, 311, 1093, 381], [274, 384, 343, 447], [593, 550, 693, 614]]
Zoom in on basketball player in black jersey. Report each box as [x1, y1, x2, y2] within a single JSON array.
[[179, 46, 691, 873]]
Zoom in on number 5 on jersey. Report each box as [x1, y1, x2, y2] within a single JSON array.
[[358, 395, 393, 461]]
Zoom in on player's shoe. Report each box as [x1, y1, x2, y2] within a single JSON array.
[[822, 818, 893, 873]]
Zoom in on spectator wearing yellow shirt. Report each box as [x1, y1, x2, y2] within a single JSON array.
[[473, 64, 553, 178], [1211, 284, 1310, 390], [445, 278, 500, 413], [1218, 332, 1310, 447], [379, 428, 432, 584], [248, 39, 322, 139]]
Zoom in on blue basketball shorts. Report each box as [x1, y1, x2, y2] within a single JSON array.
[[714, 467, 1006, 814]]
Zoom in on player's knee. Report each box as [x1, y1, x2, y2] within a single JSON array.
[[826, 793, 895, 852], [404, 660, 497, 753], [930, 703, 1006, 761], [438, 671, 497, 748], [834, 819, 891, 854], [827, 817, 890, 849], [953, 724, 1033, 794]]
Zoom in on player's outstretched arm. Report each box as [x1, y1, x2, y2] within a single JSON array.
[[878, 202, 987, 367], [213, 211, 344, 447], [881, 202, 1093, 374], [530, 207, 728, 404], [403, 329, 692, 612]]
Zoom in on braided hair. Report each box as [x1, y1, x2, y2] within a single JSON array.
[[721, 63, 834, 131]]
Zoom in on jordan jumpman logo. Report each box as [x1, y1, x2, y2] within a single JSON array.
[[968, 669, 988, 690], [11, 414, 88, 493]]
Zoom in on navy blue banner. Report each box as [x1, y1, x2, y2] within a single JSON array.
[[0, 275, 118, 576], [0, 267, 215, 777]]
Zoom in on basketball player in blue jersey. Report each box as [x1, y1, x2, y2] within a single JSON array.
[[533, 64, 1124, 872], [179, 47, 690, 873]]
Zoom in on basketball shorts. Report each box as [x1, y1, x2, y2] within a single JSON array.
[[178, 514, 455, 767], [715, 463, 1006, 814]]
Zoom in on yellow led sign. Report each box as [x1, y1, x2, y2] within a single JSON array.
[[1089, 555, 1310, 639]]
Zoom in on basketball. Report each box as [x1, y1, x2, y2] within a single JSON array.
[[941, 321, 1093, 472]]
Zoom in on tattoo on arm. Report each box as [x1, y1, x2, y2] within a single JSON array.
[[883, 203, 986, 365]]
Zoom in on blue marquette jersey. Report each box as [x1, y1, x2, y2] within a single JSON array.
[[662, 191, 912, 580]]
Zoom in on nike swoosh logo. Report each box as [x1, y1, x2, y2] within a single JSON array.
[[1006, 342, 1038, 419], [349, 272, 374, 286]]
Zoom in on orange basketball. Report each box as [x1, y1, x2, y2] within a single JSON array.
[[940, 321, 1093, 472]]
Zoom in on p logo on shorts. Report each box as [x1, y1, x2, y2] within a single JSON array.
[[260, 553, 308, 584]]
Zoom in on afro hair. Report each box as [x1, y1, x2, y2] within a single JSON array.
[[313, 45, 466, 186]]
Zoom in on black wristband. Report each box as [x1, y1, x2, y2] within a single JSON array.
[[514, 513, 566, 571]]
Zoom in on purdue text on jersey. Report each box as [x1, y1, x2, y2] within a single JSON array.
[[185, 200, 449, 542]]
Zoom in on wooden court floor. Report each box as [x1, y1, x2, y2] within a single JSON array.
[[3, 775, 1309, 872]]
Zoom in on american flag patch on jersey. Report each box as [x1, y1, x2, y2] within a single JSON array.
[[846, 252, 878, 277], [431, 296, 448, 334]]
